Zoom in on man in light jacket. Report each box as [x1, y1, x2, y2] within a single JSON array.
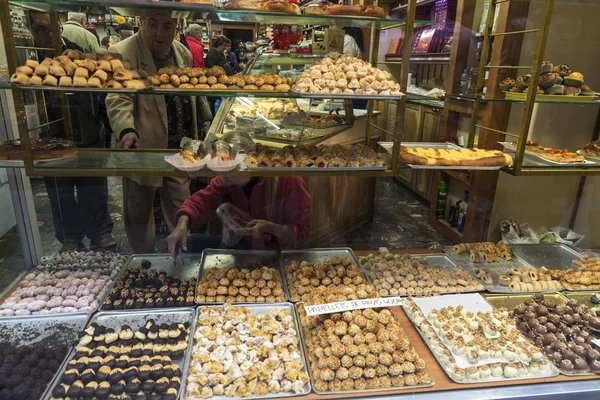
[[62, 12, 104, 54], [105, 10, 212, 253]]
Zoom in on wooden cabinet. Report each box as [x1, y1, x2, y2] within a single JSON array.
[[395, 102, 443, 200]]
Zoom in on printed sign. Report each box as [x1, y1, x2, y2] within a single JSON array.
[[304, 297, 403, 316]]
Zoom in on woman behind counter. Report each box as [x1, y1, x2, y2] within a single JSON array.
[[167, 176, 312, 255]]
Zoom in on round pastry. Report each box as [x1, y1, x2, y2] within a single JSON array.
[[545, 85, 564, 95], [499, 78, 516, 91], [564, 72, 584, 87], [564, 85, 581, 96], [580, 84, 595, 96], [538, 72, 558, 88], [541, 61, 553, 73], [552, 64, 572, 76], [516, 73, 531, 89]]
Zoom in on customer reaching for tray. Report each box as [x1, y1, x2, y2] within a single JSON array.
[[167, 176, 312, 254]]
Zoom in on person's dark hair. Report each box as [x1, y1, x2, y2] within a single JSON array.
[[344, 27, 364, 52], [115, 22, 134, 33], [213, 35, 232, 48]]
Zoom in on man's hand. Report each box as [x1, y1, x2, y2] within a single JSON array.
[[234, 220, 274, 238], [167, 216, 189, 256], [119, 132, 139, 149]]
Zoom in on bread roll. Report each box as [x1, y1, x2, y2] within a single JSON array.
[[59, 76, 73, 87], [73, 76, 87, 87], [10, 72, 29, 84], [25, 59, 39, 69], [160, 83, 175, 88], [87, 77, 102, 88], [49, 64, 67, 77], [92, 69, 108, 82], [15, 66, 33, 76], [194, 83, 210, 89], [74, 67, 89, 78], [42, 75, 58, 87], [179, 83, 194, 89], [29, 75, 43, 85]]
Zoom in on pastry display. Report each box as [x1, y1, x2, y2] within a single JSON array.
[[10, 51, 148, 89], [404, 294, 558, 382], [297, 285, 433, 392], [0, 336, 70, 400], [253, 127, 317, 141], [284, 254, 368, 302], [511, 294, 600, 374], [475, 264, 563, 292], [0, 251, 126, 316], [305, 3, 386, 18], [400, 147, 513, 167], [501, 62, 595, 97], [360, 252, 484, 296], [511, 141, 585, 164], [102, 260, 197, 310], [0, 138, 77, 160], [153, 67, 291, 92], [51, 318, 190, 400], [452, 242, 513, 262], [186, 304, 310, 398], [281, 110, 344, 128], [196, 266, 286, 303], [244, 143, 385, 169], [554, 254, 600, 290], [293, 52, 402, 96], [222, 0, 300, 14], [580, 141, 600, 158]]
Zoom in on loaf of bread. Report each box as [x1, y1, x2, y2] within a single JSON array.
[[222, 0, 300, 14], [305, 3, 386, 18]]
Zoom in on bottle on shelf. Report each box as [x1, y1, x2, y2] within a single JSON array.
[[448, 200, 461, 227], [459, 69, 470, 95], [436, 181, 448, 219], [457, 191, 470, 233]]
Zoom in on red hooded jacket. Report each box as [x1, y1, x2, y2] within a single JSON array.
[[186, 36, 205, 68], [175, 177, 312, 248]]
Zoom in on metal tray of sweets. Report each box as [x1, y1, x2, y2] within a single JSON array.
[[294, 301, 435, 394], [281, 248, 370, 302], [509, 244, 583, 271], [0, 313, 90, 400], [362, 253, 485, 296], [402, 295, 560, 383], [44, 308, 195, 400], [484, 292, 599, 377], [99, 253, 203, 311], [442, 246, 548, 294], [181, 302, 311, 399], [563, 291, 599, 310], [196, 249, 290, 303]]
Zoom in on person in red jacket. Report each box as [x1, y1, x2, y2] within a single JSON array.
[[167, 176, 311, 255], [183, 23, 205, 68]]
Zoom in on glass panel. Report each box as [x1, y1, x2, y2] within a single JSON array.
[[446, 93, 600, 105]]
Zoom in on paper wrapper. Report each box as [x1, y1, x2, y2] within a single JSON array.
[[164, 153, 210, 171]]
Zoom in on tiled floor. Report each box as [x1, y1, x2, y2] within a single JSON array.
[[0, 177, 449, 292]]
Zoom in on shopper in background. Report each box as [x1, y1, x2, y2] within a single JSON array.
[[101, 36, 110, 49], [225, 43, 239, 73], [184, 24, 205, 68], [105, 9, 212, 253], [62, 12, 104, 54], [343, 27, 364, 59], [30, 11, 115, 252], [167, 177, 312, 254], [115, 22, 134, 41], [205, 35, 234, 75]]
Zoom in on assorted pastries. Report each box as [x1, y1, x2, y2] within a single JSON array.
[[0, 138, 77, 161], [293, 52, 402, 95], [305, 3, 386, 18], [297, 285, 433, 392], [222, 0, 300, 14], [51, 319, 189, 400], [512, 294, 600, 374], [551, 254, 600, 290], [186, 305, 309, 399], [500, 61, 595, 96], [103, 261, 197, 310], [10, 50, 148, 89], [196, 266, 286, 303], [580, 140, 600, 158], [404, 296, 557, 382], [452, 242, 513, 263], [476, 264, 563, 292], [281, 110, 343, 128], [399, 147, 513, 167], [152, 66, 291, 92], [0, 336, 69, 400], [284, 255, 368, 301], [244, 143, 385, 169], [360, 252, 484, 296], [0, 251, 126, 316]]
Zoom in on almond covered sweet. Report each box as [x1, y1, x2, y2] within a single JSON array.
[[297, 285, 432, 392], [361, 252, 483, 296], [285, 255, 368, 302], [186, 305, 309, 399], [196, 266, 286, 303]]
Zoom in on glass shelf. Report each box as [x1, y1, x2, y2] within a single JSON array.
[[7, 84, 404, 101], [446, 93, 600, 105], [11, 1, 409, 28]]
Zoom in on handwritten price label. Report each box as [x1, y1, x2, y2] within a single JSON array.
[[304, 297, 403, 316]]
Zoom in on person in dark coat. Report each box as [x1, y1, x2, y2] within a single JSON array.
[[204, 35, 234, 76]]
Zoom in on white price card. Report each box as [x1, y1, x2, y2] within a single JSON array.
[[592, 339, 600, 348], [304, 297, 403, 316]]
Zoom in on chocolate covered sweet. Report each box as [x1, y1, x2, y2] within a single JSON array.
[[104, 261, 196, 310]]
